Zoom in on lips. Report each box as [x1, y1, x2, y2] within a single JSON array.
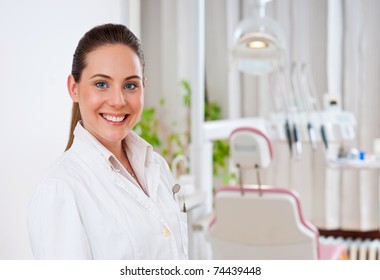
[[100, 113, 128, 123]]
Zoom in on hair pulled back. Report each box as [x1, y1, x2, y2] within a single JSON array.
[[65, 24, 145, 151]]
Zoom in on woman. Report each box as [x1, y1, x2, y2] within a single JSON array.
[[27, 23, 188, 259]]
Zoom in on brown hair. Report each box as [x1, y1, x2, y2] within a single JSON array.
[[65, 23, 145, 151]]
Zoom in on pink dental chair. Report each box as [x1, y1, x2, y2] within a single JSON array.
[[208, 127, 347, 260]]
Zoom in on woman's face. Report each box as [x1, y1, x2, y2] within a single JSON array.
[[68, 44, 144, 150]]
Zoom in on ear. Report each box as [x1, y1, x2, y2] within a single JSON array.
[[67, 74, 79, 102]]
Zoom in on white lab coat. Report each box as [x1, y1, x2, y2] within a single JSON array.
[[27, 122, 188, 259]]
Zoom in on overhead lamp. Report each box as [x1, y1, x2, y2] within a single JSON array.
[[232, 0, 286, 75]]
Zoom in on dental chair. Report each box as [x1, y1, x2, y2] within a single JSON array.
[[207, 127, 346, 260]]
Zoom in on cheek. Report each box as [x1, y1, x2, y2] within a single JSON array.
[[131, 94, 144, 112], [139, 95, 144, 110], [78, 90, 102, 110]]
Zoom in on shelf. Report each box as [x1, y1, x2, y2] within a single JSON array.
[[327, 159, 380, 170]]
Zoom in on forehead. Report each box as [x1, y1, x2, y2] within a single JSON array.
[[83, 44, 143, 78]]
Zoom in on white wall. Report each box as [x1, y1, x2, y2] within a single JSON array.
[[0, 0, 126, 259]]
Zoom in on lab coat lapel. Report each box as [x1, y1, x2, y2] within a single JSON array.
[[145, 161, 160, 201], [127, 149, 147, 190], [122, 132, 160, 201], [123, 132, 150, 192]]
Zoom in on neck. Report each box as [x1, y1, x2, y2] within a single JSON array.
[[103, 141, 124, 162]]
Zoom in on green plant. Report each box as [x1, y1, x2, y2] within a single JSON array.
[[204, 98, 236, 184], [134, 80, 235, 184], [133, 107, 161, 147]]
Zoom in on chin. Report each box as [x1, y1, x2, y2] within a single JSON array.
[[102, 131, 129, 143]]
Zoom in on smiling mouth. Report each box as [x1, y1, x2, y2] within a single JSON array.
[[100, 113, 129, 123]]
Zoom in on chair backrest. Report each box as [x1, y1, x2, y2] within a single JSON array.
[[208, 127, 320, 259], [208, 186, 320, 259], [229, 127, 273, 169]]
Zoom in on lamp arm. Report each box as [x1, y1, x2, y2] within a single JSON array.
[[252, 0, 272, 18]]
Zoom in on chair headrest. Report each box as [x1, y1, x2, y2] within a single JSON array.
[[229, 127, 273, 169]]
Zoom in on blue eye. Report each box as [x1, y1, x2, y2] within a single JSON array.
[[95, 81, 107, 88], [125, 83, 137, 90]]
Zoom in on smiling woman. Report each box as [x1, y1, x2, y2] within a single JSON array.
[[67, 44, 144, 160], [27, 24, 188, 260]]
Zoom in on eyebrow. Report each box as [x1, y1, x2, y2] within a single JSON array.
[[89, 74, 142, 80]]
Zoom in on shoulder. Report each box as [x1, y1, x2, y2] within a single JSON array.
[[28, 162, 86, 222], [28, 148, 97, 217], [152, 151, 171, 173], [40, 149, 92, 186], [28, 177, 76, 219], [32, 150, 81, 199], [29, 152, 87, 210]]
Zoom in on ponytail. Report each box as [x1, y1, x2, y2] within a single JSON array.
[[65, 103, 82, 151]]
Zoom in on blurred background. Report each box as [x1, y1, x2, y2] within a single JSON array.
[[1, 0, 380, 259]]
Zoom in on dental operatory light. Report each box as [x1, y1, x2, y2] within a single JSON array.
[[247, 39, 268, 49], [232, 0, 286, 75]]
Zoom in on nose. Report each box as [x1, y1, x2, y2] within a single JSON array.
[[108, 88, 126, 108]]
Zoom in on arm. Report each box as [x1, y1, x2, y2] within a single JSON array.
[[27, 179, 92, 259]]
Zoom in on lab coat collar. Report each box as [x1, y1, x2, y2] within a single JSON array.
[[73, 122, 161, 201], [73, 122, 153, 170], [124, 129, 153, 166], [73, 122, 113, 162]]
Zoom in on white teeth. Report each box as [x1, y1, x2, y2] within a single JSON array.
[[102, 114, 126, 122]]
